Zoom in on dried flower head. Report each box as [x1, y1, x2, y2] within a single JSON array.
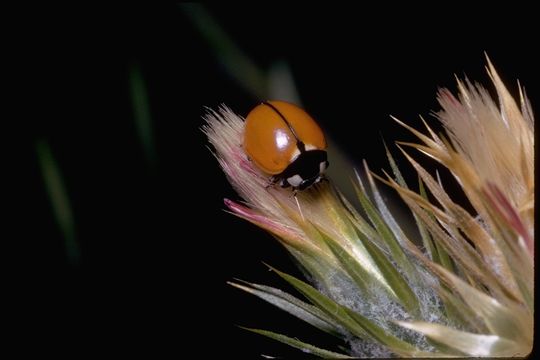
[[203, 59, 533, 358]]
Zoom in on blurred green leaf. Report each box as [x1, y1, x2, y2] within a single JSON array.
[[129, 62, 156, 167], [36, 140, 79, 265], [180, 3, 267, 98]]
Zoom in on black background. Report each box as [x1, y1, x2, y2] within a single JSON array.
[[24, 4, 537, 358]]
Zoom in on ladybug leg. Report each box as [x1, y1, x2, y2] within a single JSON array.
[[265, 176, 279, 189], [280, 180, 291, 188], [291, 189, 304, 221]]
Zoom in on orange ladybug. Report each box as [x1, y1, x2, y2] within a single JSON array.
[[244, 100, 329, 190]]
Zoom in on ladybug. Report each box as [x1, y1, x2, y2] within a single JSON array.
[[243, 100, 329, 191]]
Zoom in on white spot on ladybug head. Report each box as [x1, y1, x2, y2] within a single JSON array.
[[287, 174, 304, 188], [304, 144, 317, 151]]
